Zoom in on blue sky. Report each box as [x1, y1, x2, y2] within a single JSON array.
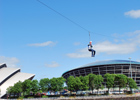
[[1, 0, 140, 80]]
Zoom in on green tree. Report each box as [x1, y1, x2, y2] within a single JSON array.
[[57, 77, 66, 91], [79, 76, 89, 91], [50, 77, 66, 93], [74, 77, 82, 92], [88, 73, 96, 94], [67, 76, 76, 92], [94, 75, 104, 94], [127, 78, 138, 93], [115, 74, 127, 94], [63, 86, 68, 90], [104, 73, 115, 93], [50, 77, 58, 92], [13, 81, 23, 97], [22, 80, 32, 95], [6, 86, 14, 97], [31, 80, 39, 95], [39, 78, 50, 92]]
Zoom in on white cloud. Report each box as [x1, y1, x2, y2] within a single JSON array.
[[45, 62, 60, 68], [28, 41, 56, 47], [74, 42, 80, 46], [124, 10, 140, 18], [94, 41, 136, 54], [67, 30, 140, 58], [0, 56, 19, 68], [66, 49, 90, 58], [137, 59, 140, 62]]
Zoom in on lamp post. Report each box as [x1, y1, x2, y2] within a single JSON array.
[[0, 88, 1, 99], [128, 57, 132, 78]]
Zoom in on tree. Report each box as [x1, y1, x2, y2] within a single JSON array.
[[67, 76, 76, 92], [79, 76, 89, 91], [94, 75, 104, 94], [31, 80, 39, 95], [115, 74, 127, 94], [57, 77, 66, 91], [50, 78, 57, 92], [39, 78, 50, 92], [104, 73, 115, 93], [13, 81, 23, 97], [74, 77, 82, 92], [22, 80, 32, 95], [88, 74, 96, 94], [50, 77, 66, 93], [6, 86, 14, 98], [127, 78, 138, 93]]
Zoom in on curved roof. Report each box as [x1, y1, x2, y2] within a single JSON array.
[[81, 60, 140, 67], [0, 67, 20, 84], [0, 64, 35, 98], [1, 72, 35, 97], [63, 60, 140, 74]]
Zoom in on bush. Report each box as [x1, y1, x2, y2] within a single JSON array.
[[126, 91, 132, 94], [47, 95, 60, 97], [18, 96, 24, 99], [103, 92, 109, 95], [27, 96, 34, 98], [42, 95, 48, 98]]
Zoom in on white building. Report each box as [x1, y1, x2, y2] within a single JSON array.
[[0, 64, 35, 98]]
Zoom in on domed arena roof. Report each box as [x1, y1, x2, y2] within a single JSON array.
[[63, 60, 140, 74], [81, 60, 140, 67]]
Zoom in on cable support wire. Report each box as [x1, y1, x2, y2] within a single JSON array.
[[37, 0, 89, 32], [37, 0, 121, 40]]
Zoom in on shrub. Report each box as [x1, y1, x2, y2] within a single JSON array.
[[42, 95, 48, 98], [18, 96, 24, 99], [27, 96, 34, 98]]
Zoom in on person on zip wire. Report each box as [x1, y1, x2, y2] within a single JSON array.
[[88, 41, 96, 57]]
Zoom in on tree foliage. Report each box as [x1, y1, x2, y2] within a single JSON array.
[[127, 78, 138, 92], [39, 78, 50, 92], [115, 74, 127, 93], [22, 80, 32, 95], [50, 77, 66, 92], [104, 73, 115, 92], [75, 77, 82, 92], [94, 75, 104, 94], [79, 76, 89, 91], [31, 80, 39, 95], [88, 73, 96, 93], [6, 73, 138, 97], [67, 76, 76, 91]]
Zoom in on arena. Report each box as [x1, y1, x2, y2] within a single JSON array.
[[62, 60, 140, 87]]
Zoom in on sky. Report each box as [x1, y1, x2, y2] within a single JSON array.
[[1, 0, 140, 80]]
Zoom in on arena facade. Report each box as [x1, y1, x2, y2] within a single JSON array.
[[0, 64, 35, 98], [62, 60, 140, 87]]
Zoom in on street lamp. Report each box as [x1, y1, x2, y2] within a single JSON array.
[[128, 57, 133, 93], [128, 57, 132, 78], [0, 88, 1, 99]]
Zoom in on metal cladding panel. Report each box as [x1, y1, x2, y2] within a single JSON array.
[[0, 72, 35, 97], [0, 67, 20, 83]]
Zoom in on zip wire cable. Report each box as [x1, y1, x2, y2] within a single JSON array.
[[89, 32, 91, 41], [37, 0, 89, 33], [37, 0, 122, 40]]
